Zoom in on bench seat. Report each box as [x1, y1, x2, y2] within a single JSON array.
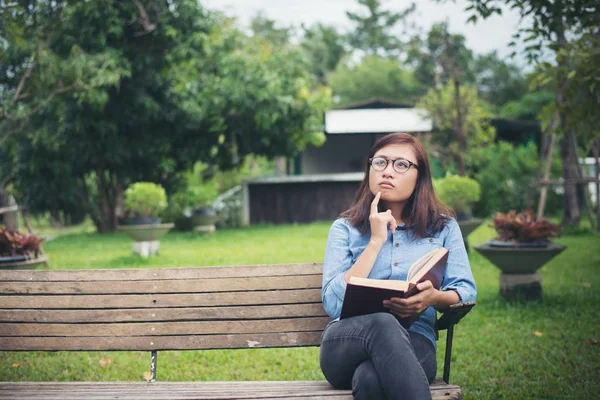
[[0, 380, 461, 399]]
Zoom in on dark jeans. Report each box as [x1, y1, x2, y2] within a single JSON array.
[[320, 313, 436, 400]]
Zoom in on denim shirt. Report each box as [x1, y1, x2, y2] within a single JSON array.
[[321, 217, 477, 349]]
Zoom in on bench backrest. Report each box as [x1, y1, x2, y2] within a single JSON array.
[[0, 263, 329, 352]]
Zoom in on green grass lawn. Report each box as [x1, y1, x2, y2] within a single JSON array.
[[1, 221, 599, 399]]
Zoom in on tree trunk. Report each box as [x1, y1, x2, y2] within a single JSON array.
[[453, 78, 466, 176], [556, 22, 581, 226], [95, 168, 117, 233]]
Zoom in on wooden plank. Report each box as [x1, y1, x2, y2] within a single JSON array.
[[0, 289, 322, 309], [0, 263, 323, 282], [0, 381, 460, 400], [0, 304, 328, 323], [0, 331, 324, 350], [0, 317, 331, 337], [0, 275, 321, 295]]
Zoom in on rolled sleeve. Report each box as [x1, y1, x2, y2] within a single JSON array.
[[321, 219, 352, 319], [440, 219, 477, 304]]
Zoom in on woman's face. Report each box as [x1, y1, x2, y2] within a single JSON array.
[[368, 144, 419, 205]]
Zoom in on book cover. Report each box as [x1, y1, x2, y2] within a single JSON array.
[[339, 248, 449, 328]]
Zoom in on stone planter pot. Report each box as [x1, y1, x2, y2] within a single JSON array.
[[473, 241, 566, 300], [117, 223, 174, 257], [0, 254, 48, 270], [190, 207, 218, 234], [457, 218, 483, 252]]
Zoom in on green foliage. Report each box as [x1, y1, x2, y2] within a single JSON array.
[[472, 51, 530, 108], [346, 0, 415, 56], [300, 23, 347, 84], [123, 182, 167, 218], [250, 12, 293, 47], [466, 141, 562, 218], [0, 1, 331, 232], [434, 175, 481, 214], [499, 91, 555, 120], [407, 22, 475, 90], [328, 55, 424, 105], [418, 81, 496, 170]]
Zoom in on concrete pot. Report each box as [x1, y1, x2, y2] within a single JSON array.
[[473, 241, 566, 300], [118, 223, 174, 242], [473, 242, 566, 274]]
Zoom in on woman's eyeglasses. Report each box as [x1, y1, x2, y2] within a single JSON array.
[[368, 157, 419, 174]]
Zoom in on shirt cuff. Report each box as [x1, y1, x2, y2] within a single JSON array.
[[443, 285, 472, 303]]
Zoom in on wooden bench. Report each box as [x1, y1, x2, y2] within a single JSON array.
[[0, 263, 475, 399]]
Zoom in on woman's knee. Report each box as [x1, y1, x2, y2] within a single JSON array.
[[352, 360, 384, 399]]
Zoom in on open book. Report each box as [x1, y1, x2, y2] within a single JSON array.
[[339, 247, 449, 328]]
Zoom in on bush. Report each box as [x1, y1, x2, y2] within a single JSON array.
[[466, 141, 562, 218], [434, 175, 481, 216], [492, 209, 562, 243], [123, 182, 167, 218], [0, 227, 44, 258]]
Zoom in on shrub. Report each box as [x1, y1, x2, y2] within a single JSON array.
[[492, 209, 562, 243], [0, 227, 44, 258], [466, 141, 562, 218], [123, 182, 167, 218], [434, 175, 481, 216]]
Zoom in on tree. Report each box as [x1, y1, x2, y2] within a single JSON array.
[[346, 0, 416, 56], [409, 23, 476, 175], [249, 12, 293, 47], [472, 51, 529, 108], [327, 55, 425, 106], [418, 81, 496, 174], [444, 0, 599, 225], [300, 23, 347, 85], [0, 1, 331, 232]]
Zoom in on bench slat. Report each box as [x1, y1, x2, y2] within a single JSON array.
[[0, 317, 331, 337], [0, 304, 328, 323], [0, 263, 323, 282], [0, 289, 322, 309], [0, 331, 324, 350], [0, 381, 461, 400], [0, 275, 321, 295]]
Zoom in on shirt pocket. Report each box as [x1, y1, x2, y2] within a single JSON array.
[[416, 236, 444, 249]]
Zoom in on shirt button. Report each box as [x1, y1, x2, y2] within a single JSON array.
[[429, 238, 433, 242], [394, 262, 399, 266], [395, 243, 399, 247]]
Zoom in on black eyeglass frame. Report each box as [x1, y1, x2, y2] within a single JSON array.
[[368, 157, 419, 173]]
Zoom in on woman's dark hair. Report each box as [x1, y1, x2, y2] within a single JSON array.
[[340, 132, 454, 238]]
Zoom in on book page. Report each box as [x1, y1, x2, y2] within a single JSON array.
[[407, 248, 438, 281], [408, 247, 447, 284], [349, 276, 410, 291]]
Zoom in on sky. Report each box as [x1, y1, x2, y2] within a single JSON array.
[[202, 0, 526, 63]]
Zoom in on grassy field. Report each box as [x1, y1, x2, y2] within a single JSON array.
[[1, 220, 599, 399]]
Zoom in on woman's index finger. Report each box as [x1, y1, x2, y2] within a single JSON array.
[[370, 192, 381, 215]]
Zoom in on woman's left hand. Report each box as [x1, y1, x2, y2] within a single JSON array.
[[383, 281, 439, 318]]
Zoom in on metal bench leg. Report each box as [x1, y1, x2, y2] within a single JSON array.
[[150, 351, 157, 382], [443, 324, 454, 384]]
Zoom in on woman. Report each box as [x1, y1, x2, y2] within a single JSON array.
[[320, 132, 476, 400]]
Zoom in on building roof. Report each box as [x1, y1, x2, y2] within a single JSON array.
[[332, 98, 413, 110]]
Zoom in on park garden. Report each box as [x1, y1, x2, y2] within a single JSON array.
[[1, 0, 599, 399]]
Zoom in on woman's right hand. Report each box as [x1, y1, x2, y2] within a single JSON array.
[[368, 191, 397, 245]]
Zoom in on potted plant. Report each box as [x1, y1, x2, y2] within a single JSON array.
[[166, 184, 218, 233], [473, 209, 566, 300], [118, 182, 174, 254], [0, 227, 47, 269], [434, 175, 483, 247]]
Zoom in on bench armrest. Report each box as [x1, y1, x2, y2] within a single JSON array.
[[435, 301, 476, 332]]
